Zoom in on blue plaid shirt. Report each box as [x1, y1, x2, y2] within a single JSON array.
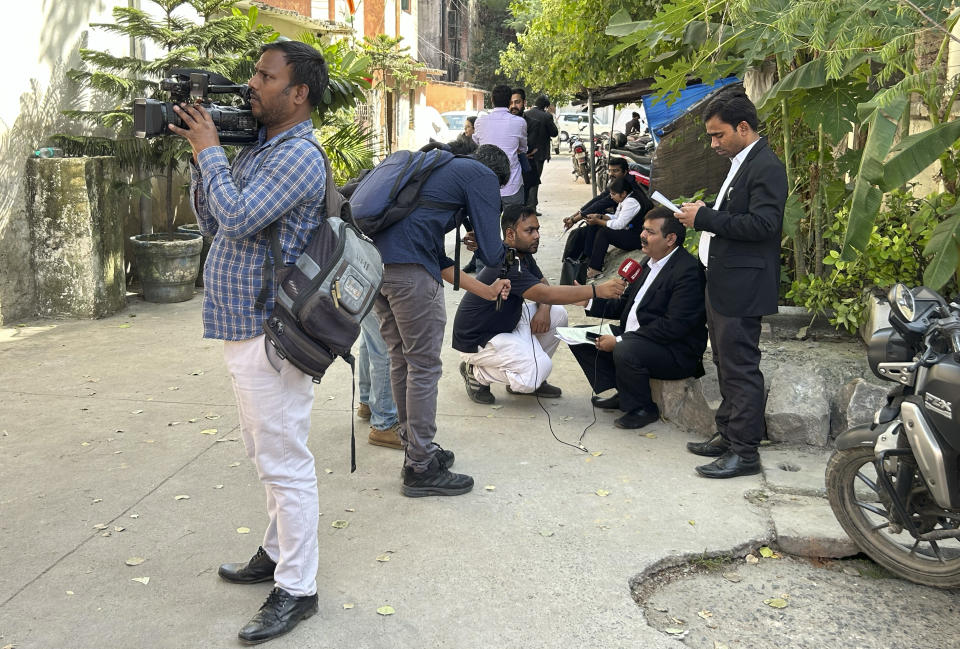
[[190, 120, 326, 341]]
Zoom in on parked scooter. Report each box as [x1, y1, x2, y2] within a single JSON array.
[[826, 283, 960, 588], [570, 134, 590, 183]]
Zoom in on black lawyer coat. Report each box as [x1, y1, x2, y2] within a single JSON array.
[[693, 137, 786, 317], [586, 245, 707, 374]]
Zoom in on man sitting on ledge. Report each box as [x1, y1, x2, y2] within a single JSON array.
[[453, 205, 626, 404], [568, 206, 707, 429]]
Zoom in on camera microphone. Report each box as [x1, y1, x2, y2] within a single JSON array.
[[618, 258, 643, 283]]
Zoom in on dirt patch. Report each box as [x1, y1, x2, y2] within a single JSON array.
[[634, 551, 960, 649]]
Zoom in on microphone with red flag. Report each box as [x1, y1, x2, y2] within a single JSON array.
[[617, 258, 643, 284]]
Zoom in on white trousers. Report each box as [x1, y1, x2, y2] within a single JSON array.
[[461, 303, 568, 393], [223, 335, 318, 597]]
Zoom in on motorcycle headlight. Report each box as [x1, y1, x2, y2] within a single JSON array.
[[889, 283, 916, 322]]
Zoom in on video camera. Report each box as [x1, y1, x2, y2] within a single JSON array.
[[133, 69, 259, 144]]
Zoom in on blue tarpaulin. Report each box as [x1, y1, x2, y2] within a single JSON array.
[[642, 77, 741, 145]]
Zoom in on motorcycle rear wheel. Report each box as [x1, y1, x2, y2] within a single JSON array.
[[826, 445, 960, 588]]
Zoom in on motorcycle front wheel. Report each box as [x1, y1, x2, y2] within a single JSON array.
[[826, 445, 960, 588]]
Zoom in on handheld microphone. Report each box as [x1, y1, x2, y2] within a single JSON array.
[[617, 258, 643, 283], [495, 247, 517, 312]]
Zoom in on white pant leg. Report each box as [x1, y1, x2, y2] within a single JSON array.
[[461, 303, 560, 393], [223, 336, 318, 597], [534, 304, 568, 358]]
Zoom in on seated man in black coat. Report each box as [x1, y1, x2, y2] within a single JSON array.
[[568, 207, 707, 429]]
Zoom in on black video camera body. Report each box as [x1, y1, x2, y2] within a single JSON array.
[[133, 69, 259, 144]]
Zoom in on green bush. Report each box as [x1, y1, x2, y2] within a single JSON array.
[[786, 190, 958, 333]]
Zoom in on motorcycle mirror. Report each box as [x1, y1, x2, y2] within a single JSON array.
[[889, 283, 916, 322]]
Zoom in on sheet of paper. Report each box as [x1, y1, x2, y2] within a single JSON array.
[[650, 190, 682, 214], [555, 323, 614, 345]]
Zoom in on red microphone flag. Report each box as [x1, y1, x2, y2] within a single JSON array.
[[618, 258, 643, 283]]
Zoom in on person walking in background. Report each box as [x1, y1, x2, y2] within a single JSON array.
[[522, 95, 559, 214]]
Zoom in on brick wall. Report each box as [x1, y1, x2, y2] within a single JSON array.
[[261, 0, 311, 14]]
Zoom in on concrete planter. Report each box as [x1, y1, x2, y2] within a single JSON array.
[[176, 223, 212, 287], [130, 233, 202, 303]]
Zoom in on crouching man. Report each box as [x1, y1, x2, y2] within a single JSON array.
[[569, 207, 707, 429], [454, 205, 626, 404]]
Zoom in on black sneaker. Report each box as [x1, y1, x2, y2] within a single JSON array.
[[507, 381, 562, 398], [460, 362, 495, 404], [238, 587, 318, 645], [401, 455, 474, 497], [218, 546, 276, 584], [435, 444, 455, 468]]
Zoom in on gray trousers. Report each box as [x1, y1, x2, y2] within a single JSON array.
[[374, 264, 446, 471]]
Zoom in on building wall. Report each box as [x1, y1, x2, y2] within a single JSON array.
[[426, 82, 485, 113], [266, 0, 311, 12], [0, 0, 138, 324]]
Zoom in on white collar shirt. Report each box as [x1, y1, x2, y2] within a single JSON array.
[[624, 247, 678, 334]]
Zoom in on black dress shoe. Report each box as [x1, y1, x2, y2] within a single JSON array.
[[238, 587, 318, 645], [219, 546, 276, 584], [507, 381, 562, 398], [695, 449, 762, 479], [591, 393, 620, 410], [686, 433, 731, 457], [614, 407, 659, 429]]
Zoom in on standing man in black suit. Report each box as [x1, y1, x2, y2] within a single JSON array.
[[569, 207, 707, 429], [676, 89, 787, 479], [522, 95, 559, 214]]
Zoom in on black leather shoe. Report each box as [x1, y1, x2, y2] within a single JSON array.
[[686, 433, 731, 457], [591, 393, 620, 410], [614, 407, 659, 429], [219, 546, 276, 584], [695, 449, 762, 479], [401, 455, 474, 497], [238, 587, 318, 645], [460, 362, 495, 404], [507, 381, 562, 398]]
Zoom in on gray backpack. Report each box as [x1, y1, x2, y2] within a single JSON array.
[[258, 138, 383, 472]]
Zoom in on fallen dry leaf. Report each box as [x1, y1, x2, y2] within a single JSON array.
[[92, 523, 108, 530], [591, 451, 603, 457], [376, 605, 395, 616], [342, 603, 355, 609], [129, 513, 140, 519], [331, 520, 349, 529], [595, 489, 610, 497], [697, 610, 712, 619], [664, 628, 686, 636], [114, 526, 125, 532], [200, 428, 218, 435], [237, 527, 250, 534], [66, 590, 74, 595], [758, 546, 774, 558], [484, 485, 496, 491], [688, 520, 696, 526], [131, 409, 143, 415], [204, 413, 220, 420], [324, 468, 333, 474], [214, 484, 224, 489], [125, 557, 145, 566], [131, 577, 150, 585], [745, 554, 759, 564], [174, 495, 190, 501], [539, 530, 555, 537], [644, 433, 657, 439], [764, 597, 788, 609], [345, 508, 355, 512], [722, 572, 742, 583], [376, 553, 391, 562], [230, 462, 241, 467], [490, 405, 503, 410]]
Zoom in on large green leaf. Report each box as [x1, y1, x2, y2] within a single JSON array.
[[880, 118, 960, 191], [800, 82, 870, 143], [605, 8, 645, 37], [841, 180, 883, 260], [922, 213, 960, 290], [782, 191, 804, 238], [858, 96, 908, 185], [756, 58, 827, 114]]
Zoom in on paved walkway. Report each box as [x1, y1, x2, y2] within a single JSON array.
[[1, 156, 822, 649]]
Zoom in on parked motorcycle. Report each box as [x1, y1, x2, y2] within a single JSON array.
[[826, 283, 960, 588], [570, 135, 590, 183]]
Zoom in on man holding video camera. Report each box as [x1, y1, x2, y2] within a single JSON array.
[[170, 41, 328, 645]]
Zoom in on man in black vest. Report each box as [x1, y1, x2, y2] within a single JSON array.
[[569, 207, 707, 429], [677, 88, 787, 479]]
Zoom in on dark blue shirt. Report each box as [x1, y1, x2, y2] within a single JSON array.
[[373, 157, 504, 282], [452, 250, 544, 353]]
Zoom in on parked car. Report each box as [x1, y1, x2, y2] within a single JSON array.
[[555, 112, 613, 145], [439, 110, 480, 143]]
